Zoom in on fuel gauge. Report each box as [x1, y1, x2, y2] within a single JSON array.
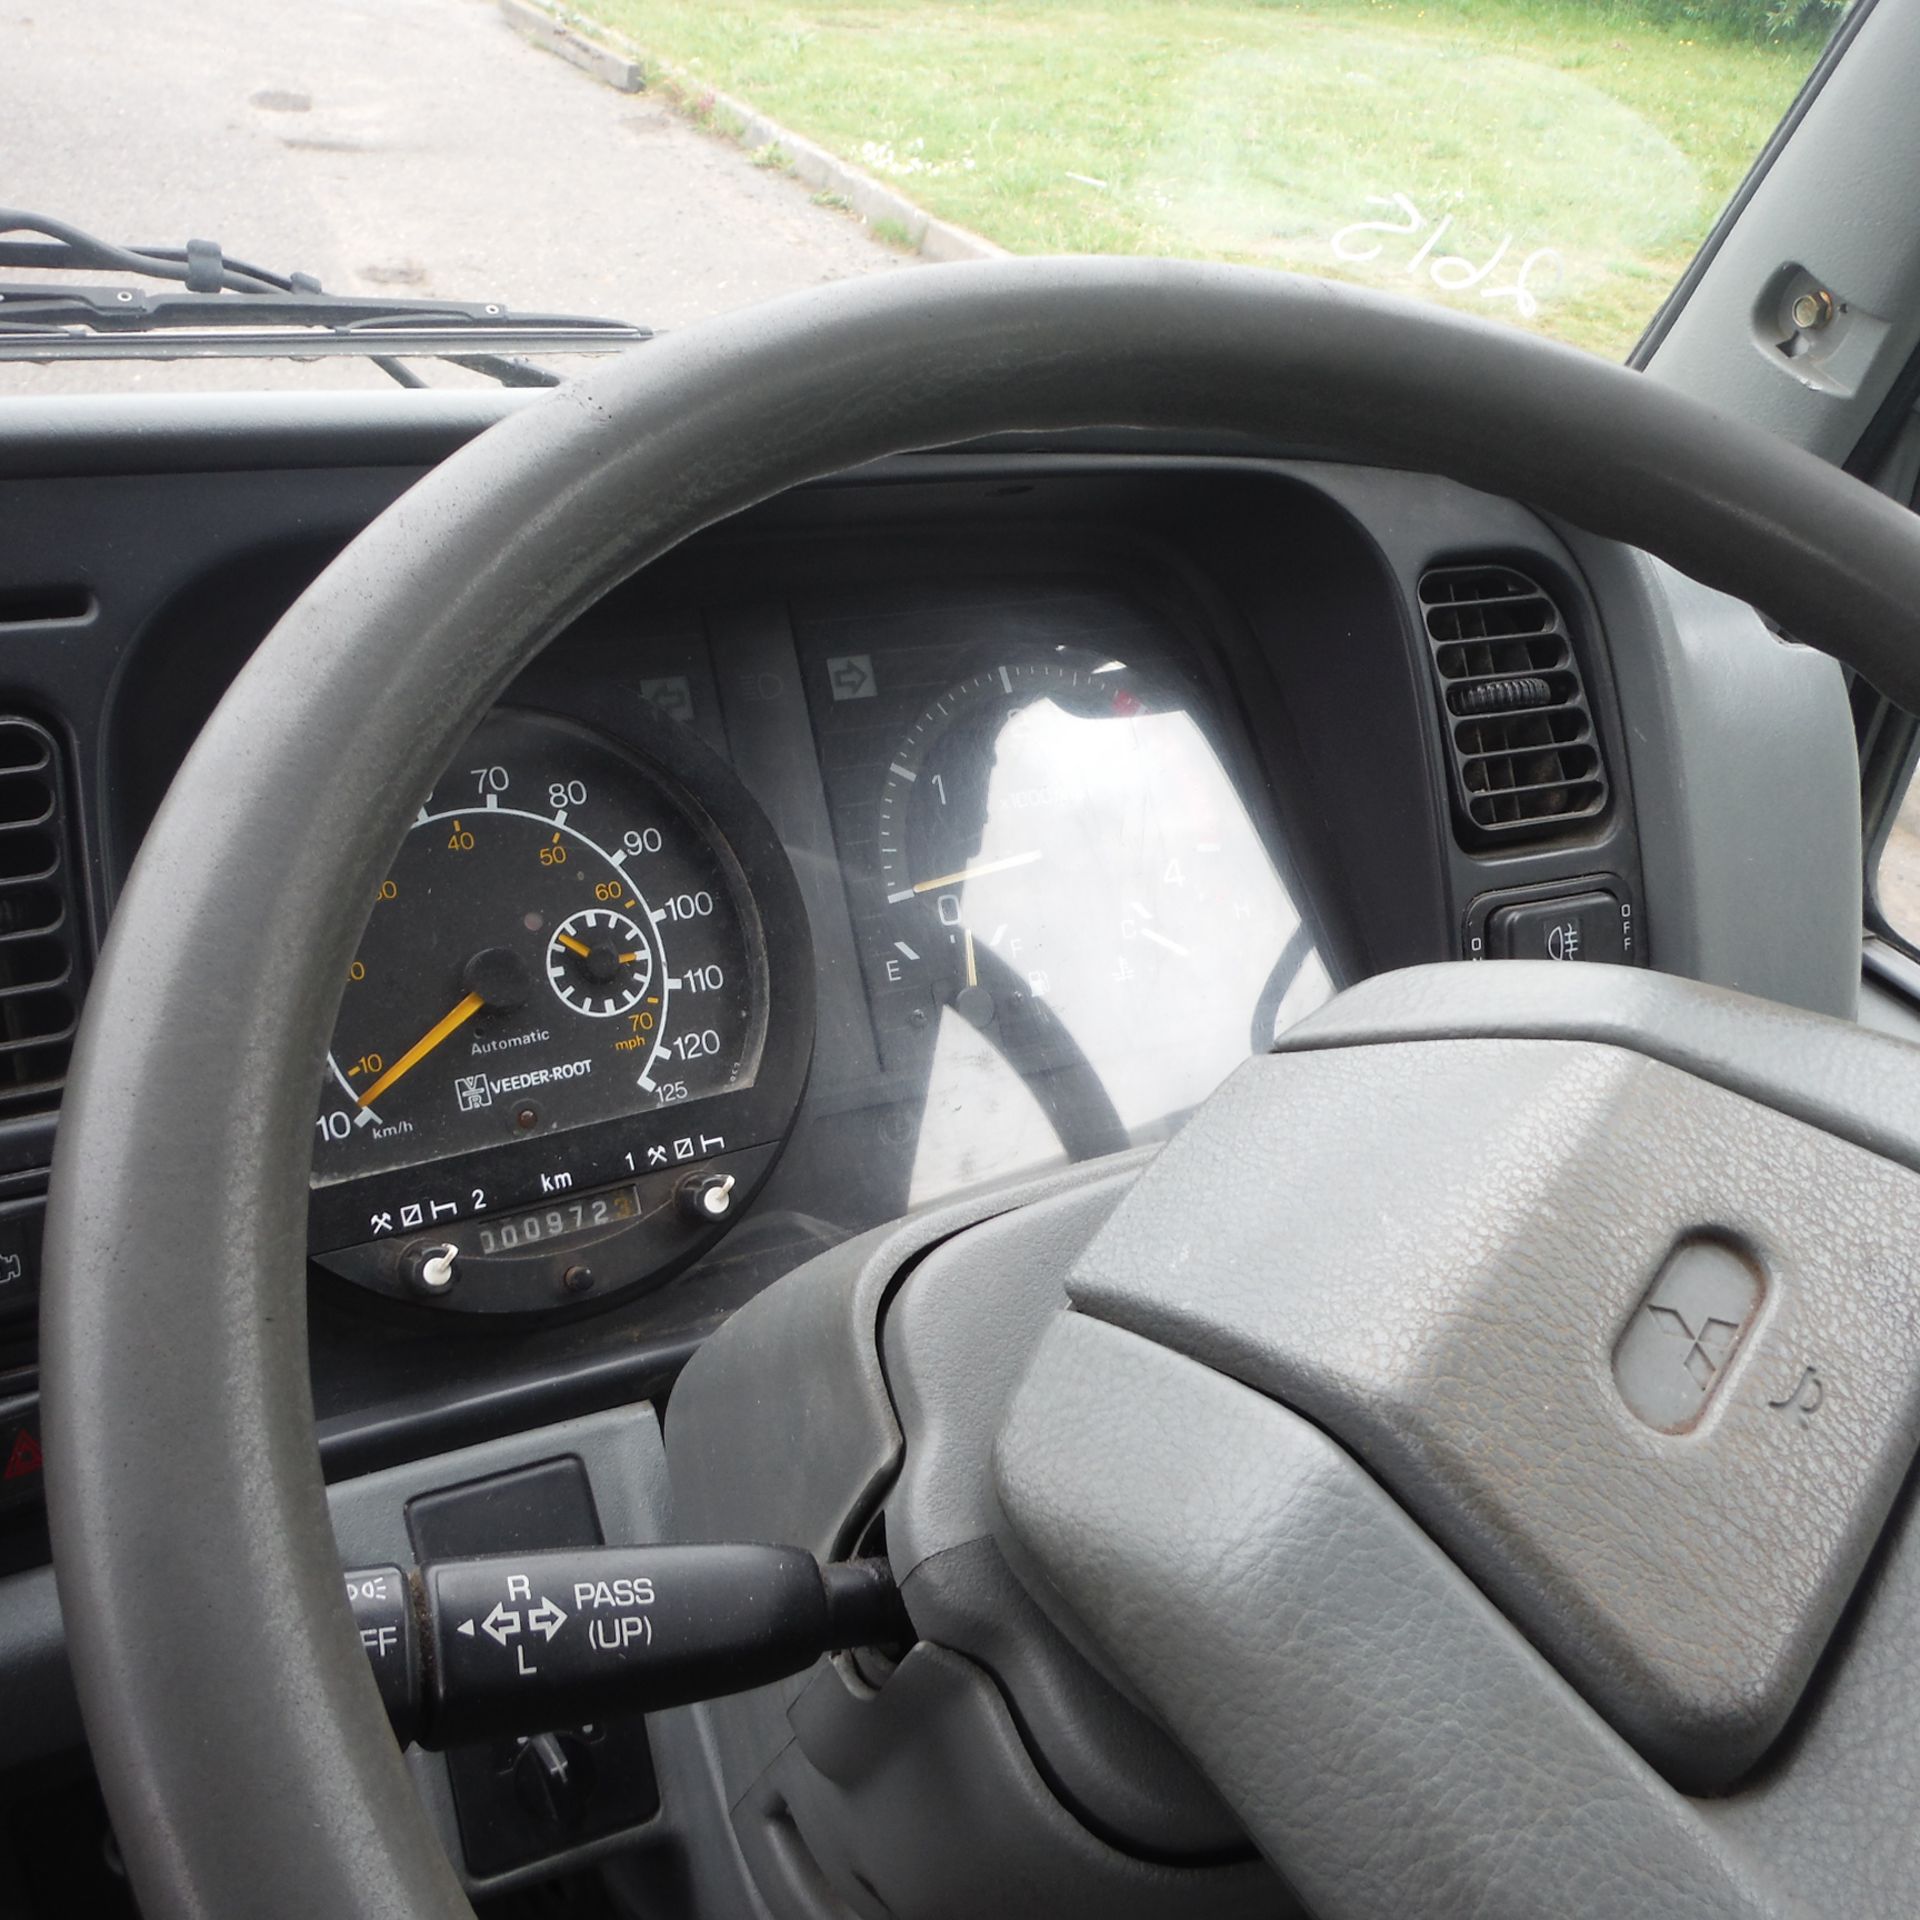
[[875, 661, 1106, 1031]]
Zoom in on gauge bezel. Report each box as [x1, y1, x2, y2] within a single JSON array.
[[305, 696, 815, 1315]]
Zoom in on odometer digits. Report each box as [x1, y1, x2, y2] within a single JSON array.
[[474, 1186, 644, 1257]]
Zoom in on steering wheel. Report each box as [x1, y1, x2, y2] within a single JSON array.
[[40, 260, 1920, 1920]]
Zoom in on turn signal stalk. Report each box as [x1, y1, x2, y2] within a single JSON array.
[[343, 1545, 907, 1749]]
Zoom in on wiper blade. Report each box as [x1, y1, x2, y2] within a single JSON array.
[[0, 283, 648, 339], [0, 209, 651, 387]]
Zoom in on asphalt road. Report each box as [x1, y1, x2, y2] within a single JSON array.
[[0, 0, 902, 391]]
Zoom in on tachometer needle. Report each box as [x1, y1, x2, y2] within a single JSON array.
[[908, 849, 1044, 895], [356, 989, 487, 1109]]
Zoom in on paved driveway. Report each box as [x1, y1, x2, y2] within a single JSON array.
[[0, 0, 901, 390]]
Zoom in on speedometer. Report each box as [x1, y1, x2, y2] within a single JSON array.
[[308, 707, 812, 1315], [316, 715, 747, 1174]]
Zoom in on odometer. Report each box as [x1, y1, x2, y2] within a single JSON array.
[[307, 706, 812, 1313], [472, 1186, 644, 1257]]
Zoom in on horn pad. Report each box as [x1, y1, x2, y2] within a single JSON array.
[[1059, 1012, 1920, 1790]]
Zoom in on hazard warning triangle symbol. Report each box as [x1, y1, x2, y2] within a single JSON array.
[[4, 1428, 41, 1480]]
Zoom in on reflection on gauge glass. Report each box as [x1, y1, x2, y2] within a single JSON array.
[[868, 656, 1329, 1197], [311, 710, 760, 1190]]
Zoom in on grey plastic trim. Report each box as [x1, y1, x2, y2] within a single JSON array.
[[1702, 1381, 1920, 1910], [1630, 0, 1880, 370], [666, 1151, 1154, 1567], [664, 1150, 1163, 1848], [1060, 1031, 1920, 1787], [1644, 0, 1920, 462], [43, 258, 1920, 1920], [995, 1313, 1792, 1920], [1551, 533, 1860, 1018], [877, 1168, 1243, 1858], [1280, 959, 1920, 1179], [881, 1171, 1137, 1580], [896, 1539, 1245, 1859], [746, 1643, 1284, 1920]]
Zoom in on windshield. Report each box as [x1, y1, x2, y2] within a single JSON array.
[[0, 0, 1851, 392]]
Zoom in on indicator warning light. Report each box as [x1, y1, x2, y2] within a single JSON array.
[[4, 1428, 42, 1480]]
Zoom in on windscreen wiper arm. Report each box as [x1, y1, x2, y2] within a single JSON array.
[[0, 205, 316, 295], [0, 208, 651, 387]]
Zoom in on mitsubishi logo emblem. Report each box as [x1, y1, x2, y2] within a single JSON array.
[[1614, 1239, 1763, 1435], [1645, 1303, 1743, 1393]]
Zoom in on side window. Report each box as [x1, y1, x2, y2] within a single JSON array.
[[1872, 749, 1920, 950]]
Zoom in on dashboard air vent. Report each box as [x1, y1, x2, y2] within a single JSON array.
[[0, 718, 83, 1112], [1418, 564, 1608, 843]]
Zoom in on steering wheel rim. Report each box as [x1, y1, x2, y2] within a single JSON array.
[[39, 258, 1920, 1919]]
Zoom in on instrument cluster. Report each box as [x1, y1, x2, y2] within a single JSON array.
[[307, 576, 1328, 1319]]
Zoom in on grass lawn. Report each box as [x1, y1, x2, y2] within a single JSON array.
[[575, 0, 1826, 357]]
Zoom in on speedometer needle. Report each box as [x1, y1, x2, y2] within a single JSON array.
[[356, 989, 487, 1109], [908, 849, 1044, 895]]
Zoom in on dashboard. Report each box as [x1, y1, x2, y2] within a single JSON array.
[[0, 397, 1860, 1546], [0, 384, 1872, 1900]]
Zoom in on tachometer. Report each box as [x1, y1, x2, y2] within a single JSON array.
[[863, 650, 1327, 1125], [308, 707, 812, 1314]]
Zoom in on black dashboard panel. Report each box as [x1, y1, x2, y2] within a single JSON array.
[[0, 422, 1646, 1489]]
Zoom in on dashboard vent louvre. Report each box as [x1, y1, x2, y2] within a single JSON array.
[[0, 717, 84, 1113], [1418, 564, 1608, 843]]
